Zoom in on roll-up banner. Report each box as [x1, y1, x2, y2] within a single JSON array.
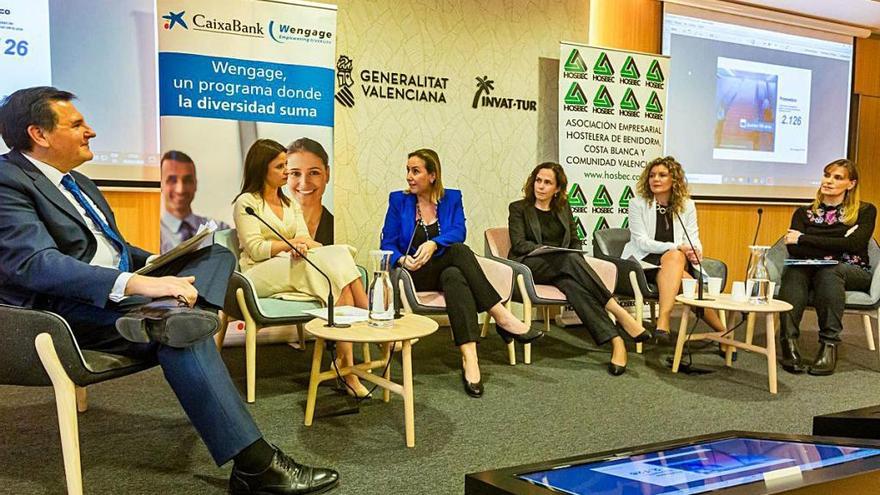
[[558, 42, 669, 251], [157, 0, 337, 253]]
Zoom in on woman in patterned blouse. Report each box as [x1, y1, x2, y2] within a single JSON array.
[[779, 159, 876, 376]]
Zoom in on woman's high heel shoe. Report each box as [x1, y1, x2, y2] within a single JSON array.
[[461, 370, 484, 398], [495, 324, 544, 345], [345, 381, 372, 399], [607, 361, 627, 376], [618, 323, 653, 343]]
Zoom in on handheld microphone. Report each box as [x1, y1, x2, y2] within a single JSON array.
[[675, 211, 711, 301], [244, 206, 350, 328]]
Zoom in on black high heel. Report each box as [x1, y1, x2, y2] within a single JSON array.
[[618, 323, 653, 343], [495, 324, 544, 344], [461, 370, 484, 397], [607, 361, 627, 376]]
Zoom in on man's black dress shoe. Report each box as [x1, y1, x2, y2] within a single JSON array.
[[495, 324, 544, 345], [229, 449, 339, 494], [607, 361, 626, 376], [808, 342, 837, 376], [116, 297, 220, 348], [779, 337, 805, 374], [461, 370, 484, 398]]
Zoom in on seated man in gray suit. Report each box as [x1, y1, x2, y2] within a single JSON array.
[[0, 87, 338, 495]]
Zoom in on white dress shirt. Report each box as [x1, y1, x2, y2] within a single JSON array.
[[23, 154, 132, 301]]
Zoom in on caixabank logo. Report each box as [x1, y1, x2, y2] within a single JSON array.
[[646, 59, 665, 89], [162, 10, 264, 37], [568, 183, 588, 213], [618, 185, 634, 214], [592, 184, 614, 214], [645, 91, 663, 120], [592, 85, 614, 115], [619, 88, 640, 118], [619, 56, 641, 87], [563, 82, 589, 112], [563, 49, 589, 80], [592, 52, 614, 83]]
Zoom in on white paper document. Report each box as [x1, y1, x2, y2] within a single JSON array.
[[302, 306, 369, 325]]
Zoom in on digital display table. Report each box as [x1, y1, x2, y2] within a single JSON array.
[[465, 432, 880, 495]]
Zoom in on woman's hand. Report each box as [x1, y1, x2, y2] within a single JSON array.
[[784, 229, 802, 245], [286, 237, 311, 257], [412, 240, 437, 267], [401, 255, 421, 271]]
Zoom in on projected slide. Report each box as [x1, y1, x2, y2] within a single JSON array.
[[0, 1, 52, 102], [713, 57, 810, 164]]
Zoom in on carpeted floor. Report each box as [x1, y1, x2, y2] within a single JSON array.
[[3, 311, 880, 494]]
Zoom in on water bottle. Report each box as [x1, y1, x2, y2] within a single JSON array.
[[746, 245, 771, 304], [368, 250, 394, 327]]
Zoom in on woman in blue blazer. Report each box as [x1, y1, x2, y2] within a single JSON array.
[[381, 148, 542, 398]]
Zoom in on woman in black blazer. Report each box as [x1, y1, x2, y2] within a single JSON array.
[[508, 162, 651, 375]]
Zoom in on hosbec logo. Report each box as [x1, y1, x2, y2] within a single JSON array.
[[471, 76, 536, 111]]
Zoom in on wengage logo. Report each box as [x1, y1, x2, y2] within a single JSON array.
[[645, 91, 663, 120], [592, 85, 614, 115], [563, 82, 588, 113], [472, 75, 536, 111], [592, 184, 613, 214], [162, 11, 188, 30], [563, 49, 589, 79], [646, 59, 665, 89], [268, 21, 332, 44], [593, 52, 614, 83]]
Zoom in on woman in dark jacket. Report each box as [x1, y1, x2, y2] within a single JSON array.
[[508, 162, 650, 376], [381, 148, 542, 397], [779, 159, 876, 376]]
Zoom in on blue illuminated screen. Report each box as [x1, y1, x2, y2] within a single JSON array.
[[517, 438, 880, 495]]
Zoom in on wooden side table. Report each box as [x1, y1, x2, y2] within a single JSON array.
[[673, 294, 793, 394], [303, 314, 438, 447]]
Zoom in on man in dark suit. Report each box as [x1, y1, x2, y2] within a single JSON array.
[[0, 87, 338, 494]]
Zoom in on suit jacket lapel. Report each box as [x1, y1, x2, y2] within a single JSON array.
[[524, 202, 543, 244], [10, 151, 89, 231]]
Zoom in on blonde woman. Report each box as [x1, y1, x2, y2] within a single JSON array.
[[779, 159, 876, 376], [621, 156, 727, 339]]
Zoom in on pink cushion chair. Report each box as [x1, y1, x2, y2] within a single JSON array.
[[484, 227, 619, 364]]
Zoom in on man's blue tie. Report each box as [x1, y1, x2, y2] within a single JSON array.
[[60, 174, 131, 272]]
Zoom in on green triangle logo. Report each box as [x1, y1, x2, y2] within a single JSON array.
[[593, 216, 610, 232], [564, 82, 587, 106], [568, 183, 587, 207], [619, 185, 635, 208], [620, 56, 640, 80], [646, 59, 664, 83], [574, 217, 587, 240], [620, 88, 639, 111], [593, 52, 614, 76], [564, 49, 587, 73], [646, 91, 663, 113], [621, 217, 629, 229], [592, 184, 613, 207], [593, 85, 614, 108]]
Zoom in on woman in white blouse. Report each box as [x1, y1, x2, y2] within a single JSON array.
[[621, 156, 726, 338], [233, 139, 370, 397]]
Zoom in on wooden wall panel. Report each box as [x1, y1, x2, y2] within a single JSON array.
[[856, 96, 880, 210], [103, 190, 161, 254], [695, 203, 797, 289], [855, 36, 880, 97], [588, 0, 661, 53]]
